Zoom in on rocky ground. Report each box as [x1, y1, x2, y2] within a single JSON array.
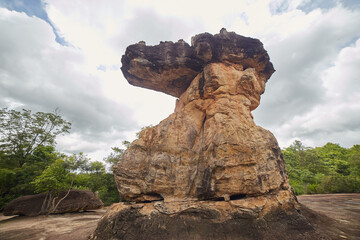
[[0, 194, 359, 240], [297, 193, 360, 239]]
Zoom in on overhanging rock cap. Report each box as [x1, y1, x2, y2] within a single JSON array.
[[121, 28, 275, 98]]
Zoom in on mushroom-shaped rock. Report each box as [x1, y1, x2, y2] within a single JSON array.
[[121, 29, 275, 98], [90, 29, 330, 240]]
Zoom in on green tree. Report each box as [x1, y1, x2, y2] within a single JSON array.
[[347, 145, 360, 176], [97, 173, 120, 205], [283, 140, 360, 195], [90, 161, 106, 174], [0, 107, 70, 209], [32, 158, 72, 195], [30, 152, 105, 214], [65, 152, 92, 173], [0, 145, 59, 210], [72, 157, 120, 206], [104, 141, 128, 171], [0, 108, 71, 167], [31, 158, 74, 214]]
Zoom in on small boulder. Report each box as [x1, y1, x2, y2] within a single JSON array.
[[3, 189, 103, 216]]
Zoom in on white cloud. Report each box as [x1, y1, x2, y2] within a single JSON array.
[[0, 8, 138, 159], [253, 5, 360, 139], [44, 0, 124, 70], [269, 38, 360, 147], [1, 0, 360, 162]]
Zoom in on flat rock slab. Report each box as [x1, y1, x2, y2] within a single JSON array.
[[298, 193, 360, 238]]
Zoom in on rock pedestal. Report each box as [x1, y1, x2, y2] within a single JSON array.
[[115, 62, 288, 203], [91, 29, 329, 240]]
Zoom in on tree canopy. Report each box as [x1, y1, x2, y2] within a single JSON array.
[[0, 108, 71, 167], [283, 140, 360, 195], [0, 145, 123, 210], [0, 108, 122, 210]]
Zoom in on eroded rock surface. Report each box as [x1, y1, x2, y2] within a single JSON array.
[[121, 28, 274, 97], [91, 194, 326, 240], [3, 190, 103, 216], [114, 62, 287, 203], [91, 29, 327, 239]]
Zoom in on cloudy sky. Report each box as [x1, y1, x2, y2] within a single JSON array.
[[1, 0, 359, 161]]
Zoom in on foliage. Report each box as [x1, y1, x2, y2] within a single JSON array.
[[1, 146, 121, 210], [34, 151, 121, 206], [71, 155, 120, 206], [0, 108, 121, 210], [103, 141, 128, 171], [31, 157, 75, 215], [0, 108, 71, 167], [65, 152, 92, 173], [97, 173, 120, 205], [31, 158, 72, 194], [0, 145, 59, 210], [283, 140, 360, 195]]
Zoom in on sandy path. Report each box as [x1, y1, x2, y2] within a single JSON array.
[[0, 209, 107, 240]]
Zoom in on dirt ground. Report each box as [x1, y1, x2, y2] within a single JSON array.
[[0, 194, 359, 240], [0, 208, 107, 240]]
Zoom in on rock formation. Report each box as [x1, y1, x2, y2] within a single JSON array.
[[121, 28, 274, 98], [3, 190, 103, 216], [91, 29, 329, 239]]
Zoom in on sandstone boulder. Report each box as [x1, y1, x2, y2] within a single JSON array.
[[3, 189, 103, 216]]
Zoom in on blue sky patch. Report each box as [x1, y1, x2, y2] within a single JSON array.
[[298, 0, 360, 13], [0, 0, 67, 45]]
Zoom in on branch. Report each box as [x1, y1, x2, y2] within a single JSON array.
[[51, 175, 75, 214]]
